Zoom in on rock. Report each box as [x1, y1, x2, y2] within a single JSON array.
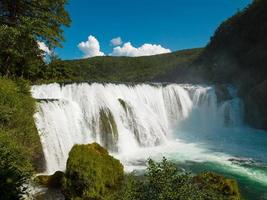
[[99, 108, 118, 151], [194, 172, 241, 200], [63, 143, 124, 200], [244, 79, 267, 130], [35, 171, 65, 188], [215, 84, 231, 104]]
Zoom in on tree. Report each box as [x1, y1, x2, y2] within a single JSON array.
[[0, 0, 71, 47], [0, 0, 71, 78], [0, 25, 44, 77]]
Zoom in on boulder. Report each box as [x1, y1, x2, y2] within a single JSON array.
[[63, 143, 124, 200]]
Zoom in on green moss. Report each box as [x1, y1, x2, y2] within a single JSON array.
[[63, 143, 124, 200], [99, 108, 118, 151], [194, 172, 241, 200]]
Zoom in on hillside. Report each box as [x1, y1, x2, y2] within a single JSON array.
[[193, 0, 267, 130], [38, 48, 202, 83]]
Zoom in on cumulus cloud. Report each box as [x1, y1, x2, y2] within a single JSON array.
[[110, 37, 122, 46], [110, 42, 171, 57], [78, 35, 105, 58], [38, 41, 51, 55]]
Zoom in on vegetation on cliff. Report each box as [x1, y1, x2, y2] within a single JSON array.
[[0, 78, 44, 198], [0, 78, 43, 167], [193, 0, 267, 129]]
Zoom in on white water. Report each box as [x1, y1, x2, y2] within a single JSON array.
[[32, 82, 244, 174]]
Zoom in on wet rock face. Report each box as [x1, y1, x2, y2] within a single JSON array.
[[215, 84, 231, 104], [99, 108, 118, 152], [244, 79, 267, 130]]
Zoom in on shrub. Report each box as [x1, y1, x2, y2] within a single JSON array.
[[119, 158, 241, 200], [0, 133, 33, 199]]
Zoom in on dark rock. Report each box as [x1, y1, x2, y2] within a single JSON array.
[[36, 171, 65, 189], [215, 84, 231, 104], [244, 79, 267, 130]]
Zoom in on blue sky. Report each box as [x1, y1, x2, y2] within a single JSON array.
[[55, 0, 251, 60]]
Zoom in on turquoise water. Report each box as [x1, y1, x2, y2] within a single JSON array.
[[119, 127, 267, 200], [174, 127, 267, 200]]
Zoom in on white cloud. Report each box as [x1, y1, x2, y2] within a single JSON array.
[[110, 37, 122, 46], [78, 35, 105, 58], [110, 42, 171, 57], [37, 41, 51, 55]]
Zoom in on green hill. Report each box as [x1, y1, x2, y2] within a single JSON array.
[[38, 48, 202, 83]]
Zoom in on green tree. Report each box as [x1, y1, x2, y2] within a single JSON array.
[[0, 0, 71, 47], [0, 0, 71, 78]]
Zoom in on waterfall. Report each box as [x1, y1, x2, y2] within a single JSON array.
[[31, 83, 243, 174]]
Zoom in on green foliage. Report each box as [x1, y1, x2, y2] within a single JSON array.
[[0, 132, 33, 200], [196, 0, 267, 85], [64, 143, 124, 200], [35, 48, 202, 83], [119, 158, 241, 200], [0, 25, 44, 78], [0, 78, 43, 169], [0, 0, 71, 48], [0, 0, 71, 79]]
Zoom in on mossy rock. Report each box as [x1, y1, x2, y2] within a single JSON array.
[[63, 143, 124, 200], [194, 172, 241, 200], [99, 108, 118, 151], [35, 171, 65, 189]]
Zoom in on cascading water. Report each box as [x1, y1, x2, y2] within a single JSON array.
[[31, 82, 243, 174]]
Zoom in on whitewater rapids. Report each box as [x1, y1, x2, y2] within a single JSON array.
[[31, 82, 243, 173]]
